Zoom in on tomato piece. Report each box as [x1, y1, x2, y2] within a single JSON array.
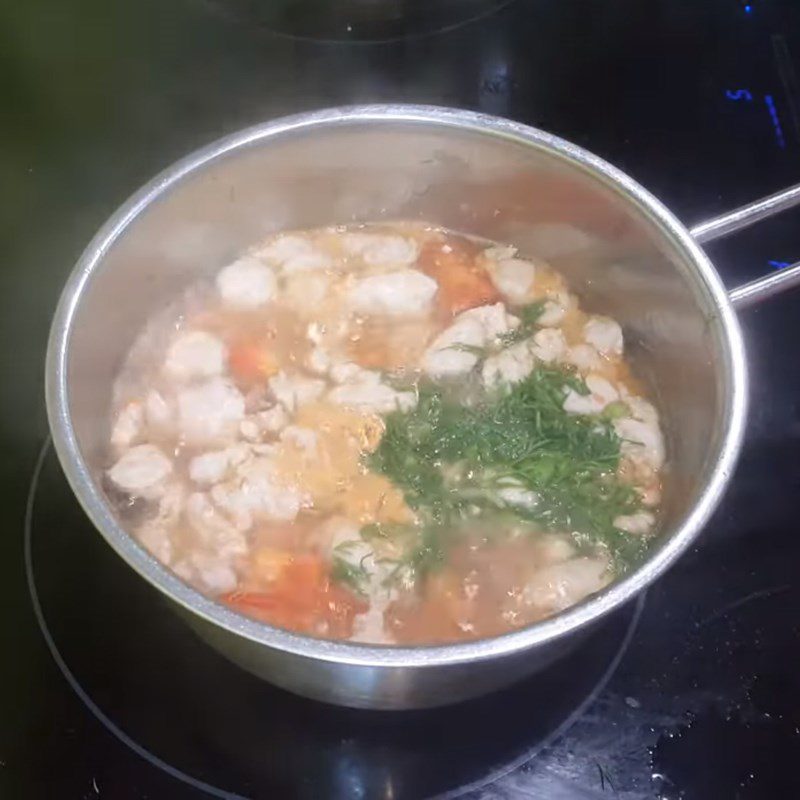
[[228, 338, 279, 384], [419, 239, 500, 317], [220, 554, 366, 638], [325, 583, 369, 639]]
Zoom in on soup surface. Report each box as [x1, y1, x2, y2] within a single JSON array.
[[107, 223, 664, 645]]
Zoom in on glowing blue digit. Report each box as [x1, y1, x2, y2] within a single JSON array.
[[764, 95, 787, 149], [725, 89, 753, 101]]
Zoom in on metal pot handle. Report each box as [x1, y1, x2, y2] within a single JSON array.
[[689, 183, 800, 309]]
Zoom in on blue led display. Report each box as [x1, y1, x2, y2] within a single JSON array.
[[764, 95, 787, 149], [769, 260, 790, 270], [725, 89, 753, 101]]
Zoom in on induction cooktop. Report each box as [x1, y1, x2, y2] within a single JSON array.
[[3, 1, 800, 798]]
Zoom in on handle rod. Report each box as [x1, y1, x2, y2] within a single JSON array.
[[729, 261, 800, 309], [688, 182, 800, 308], [690, 182, 800, 244]]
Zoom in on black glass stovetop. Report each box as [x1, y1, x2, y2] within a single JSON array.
[[3, 1, 800, 798]]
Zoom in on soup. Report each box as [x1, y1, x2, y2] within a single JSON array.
[[106, 223, 664, 645]]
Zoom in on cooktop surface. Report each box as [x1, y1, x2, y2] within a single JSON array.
[[3, 1, 800, 798]]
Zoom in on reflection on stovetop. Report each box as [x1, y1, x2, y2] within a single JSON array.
[[4, 0, 800, 798]]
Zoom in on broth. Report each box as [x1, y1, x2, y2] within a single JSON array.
[[106, 223, 664, 644]]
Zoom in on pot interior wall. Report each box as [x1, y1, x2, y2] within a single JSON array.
[[66, 119, 731, 562]]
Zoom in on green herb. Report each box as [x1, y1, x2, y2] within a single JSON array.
[[600, 400, 629, 421], [445, 342, 491, 357], [331, 554, 370, 594], [518, 300, 548, 327], [379, 524, 447, 588], [360, 520, 447, 586], [498, 300, 547, 346], [369, 365, 645, 572]]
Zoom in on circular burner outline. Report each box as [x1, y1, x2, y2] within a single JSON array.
[[438, 592, 644, 799], [25, 440, 244, 799], [25, 439, 644, 800], [196, 0, 518, 46]]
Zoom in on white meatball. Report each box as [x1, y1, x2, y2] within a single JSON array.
[[163, 331, 227, 383], [534, 534, 576, 566], [497, 483, 539, 511], [328, 380, 416, 414], [135, 483, 185, 564], [187, 553, 239, 594], [177, 378, 245, 445], [313, 517, 398, 644], [614, 511, 656, 535], [522, 556, 611, 613], [614, 417, 665, 471], [306, 346, 333, 375], [186, 492, 249, 557], [482, 340, 536, 390], [329, 362, 381, 385], [584, 316, 623, 357], [531, 328, 567, 363], [281, 250, 332, 274], [259, 404, 290, 433], [189, 444, 251, 485], [216, 256, 277, 309], [268, 371, 326, 413], [421, 303, 519, 379], [110, 401, 144, 451], [487, 257, 536, 304], [107, 444, 173, 500], [255, 234, 313, 265], [638, 481, 662, 508], [342, 233, 419, 267], [238, 419, 259, 441], [566, 343, 602, 373], [422, 341, 481, 379], [210, 458, 309, 530], [239, 405, 289, 441], [282, 271, 332, 315], [348, 269, 437, 317], [483, 244, 518, 261], [174, 549, 239, 595], [537, 296, 569, 327], [138, 523, 174, 565], [144, 389, 174, 432], [563, 374, 620, 415], [622, 393, 660, 427], [468, 303, 522, 340]]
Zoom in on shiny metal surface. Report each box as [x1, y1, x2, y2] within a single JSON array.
[[45, 105, 749, 709], [729, 261, 800, 309], [690, 181, 800, 243], [691, 183, 800, 309]]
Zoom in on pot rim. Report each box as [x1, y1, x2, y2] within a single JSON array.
[[45, 104, 747, 669]]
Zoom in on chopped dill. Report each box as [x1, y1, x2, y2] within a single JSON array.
[[498, 300, 547, 346], [369, 365, 645, 573], [331, 554, 371, 595], [445, 342, 491, 357]]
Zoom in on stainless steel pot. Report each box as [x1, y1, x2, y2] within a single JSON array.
[[45, 105, 800, 710]]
